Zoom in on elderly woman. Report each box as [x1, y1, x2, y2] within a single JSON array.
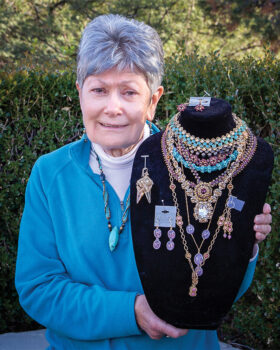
[[15, 14, 272, 350]]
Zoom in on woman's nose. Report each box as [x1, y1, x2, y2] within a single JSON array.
[[104, 92, 122, 115]]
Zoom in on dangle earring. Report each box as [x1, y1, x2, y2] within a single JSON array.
[[153, 218, 162, 250], [195, 100, 205, 112], [136, 155, 154, 204], [177, 100, 189, 112], [217, 181, 234, 239], [166, 217, 176, 251]]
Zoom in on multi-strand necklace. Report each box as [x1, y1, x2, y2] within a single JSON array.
[[161, 114, 257, 297], [163, 122, 252, 224]]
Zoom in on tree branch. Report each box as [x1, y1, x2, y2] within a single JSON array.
[[224, 43, 262, 57], [49, 0, 68, 14]]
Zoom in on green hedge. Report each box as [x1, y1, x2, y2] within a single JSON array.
[[0, 53, 279, 349]]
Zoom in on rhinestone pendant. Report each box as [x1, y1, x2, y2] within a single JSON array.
[[194, 202, 213, 223]]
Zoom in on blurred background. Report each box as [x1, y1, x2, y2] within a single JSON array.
[[1, 0, 280, 67]]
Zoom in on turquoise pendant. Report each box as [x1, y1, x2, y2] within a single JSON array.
[[109, 226, 120, 252]]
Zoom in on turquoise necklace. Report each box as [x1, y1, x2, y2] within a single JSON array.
[[172, 147, 239, 173], [94, 150, 130, 252]]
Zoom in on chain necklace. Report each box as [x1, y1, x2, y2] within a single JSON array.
[[94, 150, 130, 252], [167, 167, 235, 297]]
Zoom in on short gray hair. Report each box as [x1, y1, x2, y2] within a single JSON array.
[[77, 14, 164, 93]]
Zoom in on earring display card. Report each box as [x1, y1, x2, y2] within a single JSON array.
[[227, 196, 245, 212], [189, 97, 211, 106], [154, 205, 177, 227]]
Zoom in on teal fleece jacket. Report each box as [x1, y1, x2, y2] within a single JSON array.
[[15, 130, 258, 350]]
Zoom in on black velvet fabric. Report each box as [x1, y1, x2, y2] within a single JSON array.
[[178, 98, 235, 138], [130, 99, 274, 330]]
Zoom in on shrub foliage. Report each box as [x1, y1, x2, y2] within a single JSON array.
[[0, 53, 279, 349]]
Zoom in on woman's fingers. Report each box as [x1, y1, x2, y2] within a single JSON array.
[[157, 321, 188, 338], [253, 203, 272, 244], [134, 294, 188, 340], [255, 232, 269, 242], [263, 203, 271, 214], [254, 224, 271, 235], [254, 213, 272, 225]]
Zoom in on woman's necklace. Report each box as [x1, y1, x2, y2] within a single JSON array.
[[94, 150, 130, 252]]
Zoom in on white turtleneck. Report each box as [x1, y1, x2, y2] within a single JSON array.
[[89, 123, 151, 201]]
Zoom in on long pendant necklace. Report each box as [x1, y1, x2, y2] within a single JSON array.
[[167, 168, 235, 297], [94, 150, 130, 252]]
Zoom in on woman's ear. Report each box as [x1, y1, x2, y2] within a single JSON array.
[[147, 86, 164, 122], [76, 81, 81, 97]]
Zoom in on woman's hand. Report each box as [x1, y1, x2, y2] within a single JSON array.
[[135, 294, 188, 340], [254, 203, 272, 243]]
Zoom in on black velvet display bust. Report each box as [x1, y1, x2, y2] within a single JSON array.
[[130, 98, 274, 329]]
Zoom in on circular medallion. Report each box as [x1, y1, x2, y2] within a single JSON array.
[[194, 182, 212, 201]]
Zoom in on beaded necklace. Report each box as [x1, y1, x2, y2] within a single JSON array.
[[94, 150, 130, 252], [170, 113, 246, 152], [173, 145, 239, 173]]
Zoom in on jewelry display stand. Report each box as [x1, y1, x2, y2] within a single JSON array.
[[130, 98, 273, 329]]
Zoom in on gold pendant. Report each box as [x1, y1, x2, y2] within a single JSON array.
[[194, 182, 212, 201], [136, 155, 153, 204], [192, 183, 214, 223], [136, 171, 154, 204]]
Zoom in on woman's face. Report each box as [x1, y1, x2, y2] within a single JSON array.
[[76, 68, 163, 157]]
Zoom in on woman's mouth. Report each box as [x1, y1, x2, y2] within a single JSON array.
[[99, 122, 128, 128]]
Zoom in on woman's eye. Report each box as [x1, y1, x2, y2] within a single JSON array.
[[92, 88, 105, 94], [125, 90, 137, 96]]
